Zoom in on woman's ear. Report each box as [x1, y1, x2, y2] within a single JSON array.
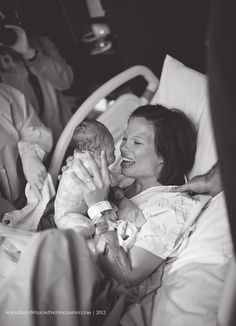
[[159, 156, 165, 166], [156, 157, 164, 178]]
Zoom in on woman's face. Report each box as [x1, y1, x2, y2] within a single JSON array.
[[120, 116, 163, 183]]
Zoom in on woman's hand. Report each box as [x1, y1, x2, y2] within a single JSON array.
[[71, 151, 111, 207]]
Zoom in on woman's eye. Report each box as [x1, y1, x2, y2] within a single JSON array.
[[122, 137, 127, 141], [134, 141, 142, 145]]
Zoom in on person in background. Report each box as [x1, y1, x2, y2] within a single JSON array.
[[0, 83, 53, 216], [0, 0, 74, 141]]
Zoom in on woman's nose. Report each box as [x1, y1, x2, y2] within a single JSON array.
[[120, 140, 129, 152]]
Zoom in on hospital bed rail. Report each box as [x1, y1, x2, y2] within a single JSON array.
[[49, 65, 159, 186]]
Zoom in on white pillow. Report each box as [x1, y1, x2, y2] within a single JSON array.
[[151, 55, 218, 179]]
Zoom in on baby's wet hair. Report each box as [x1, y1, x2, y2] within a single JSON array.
[[71, 119, 113, 154]]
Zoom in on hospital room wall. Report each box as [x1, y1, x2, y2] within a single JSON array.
[[101, 0, 211, 77], [14, 0, 212, 96], [17, 0, 90, 76], [17, 0, 211, 77]]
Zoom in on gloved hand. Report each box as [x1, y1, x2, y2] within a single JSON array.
[[22, 154, 47, 200]]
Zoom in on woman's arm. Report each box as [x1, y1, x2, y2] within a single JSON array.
[[70, 151, 164, 286], [127, 245, 164, 284], [95, 226, 163, 286]]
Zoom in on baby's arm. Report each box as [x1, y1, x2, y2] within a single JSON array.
[[94, 218, 164, 287]]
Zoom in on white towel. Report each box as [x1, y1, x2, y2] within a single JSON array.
[[2, 174, 55, 231]]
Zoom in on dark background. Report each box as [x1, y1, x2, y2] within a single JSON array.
[[17, 0, 211, 89]]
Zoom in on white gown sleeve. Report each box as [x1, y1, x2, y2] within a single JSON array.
[[8, 86, 53, 160]]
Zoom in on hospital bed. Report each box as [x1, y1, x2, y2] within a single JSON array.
[[49, 65, 159, 186], [1, 55, 234, 325], [48, 55, 235, 325]]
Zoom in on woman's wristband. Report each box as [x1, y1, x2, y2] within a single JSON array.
[[87, 201, 113, 220], [87, 201, 117, 235]]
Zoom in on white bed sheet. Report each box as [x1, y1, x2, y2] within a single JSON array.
[[152, 192, 233, 326]]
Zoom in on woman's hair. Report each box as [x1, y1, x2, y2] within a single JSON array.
[[129, 104, 197, 185]]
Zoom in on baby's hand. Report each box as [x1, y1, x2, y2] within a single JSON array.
[[58, 156, 74, 180], [109, 186, 125, 205]]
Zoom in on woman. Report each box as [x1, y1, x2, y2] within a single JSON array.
[[0, 105, 206, 326], [73, 105, 203, 288]]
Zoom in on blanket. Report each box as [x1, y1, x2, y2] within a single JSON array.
[[2, 174, 55, 231]]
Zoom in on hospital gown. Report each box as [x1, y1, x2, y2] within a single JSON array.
[[0, 185, 207, 326]]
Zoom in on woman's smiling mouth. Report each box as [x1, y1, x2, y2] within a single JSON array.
[[121, 156, 135, 167]]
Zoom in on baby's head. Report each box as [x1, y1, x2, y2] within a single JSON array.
[[71, 120, 116, 166]]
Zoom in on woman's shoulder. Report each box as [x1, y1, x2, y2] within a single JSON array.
[[133, 185, 207, 222], [133, 187, 210, 259], [134, 184, 205, 203], [131, 185, 177, 204]]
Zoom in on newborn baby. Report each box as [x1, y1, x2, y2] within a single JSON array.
[[55, 120, 146, 248], [54, 120, 116, 238]]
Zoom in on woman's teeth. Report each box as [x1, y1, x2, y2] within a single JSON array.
[[121, 157, 135, 166], [122, 157, 133, 162]]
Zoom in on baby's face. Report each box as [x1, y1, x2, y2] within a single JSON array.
[[103, 137, 116, 166], [74, 137, 116, 168], [90, 137, 116, 167], [73, 124, 116, 167]]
